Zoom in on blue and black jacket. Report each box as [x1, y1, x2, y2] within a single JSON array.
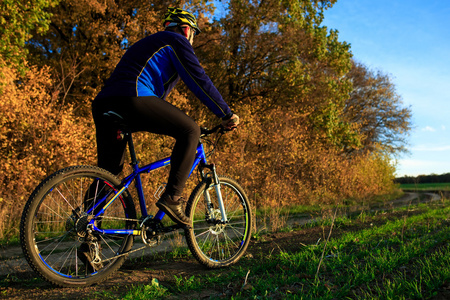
[[97, 31, 232, 118]]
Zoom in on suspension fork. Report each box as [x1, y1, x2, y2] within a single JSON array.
[[200, 163, 228, 223]]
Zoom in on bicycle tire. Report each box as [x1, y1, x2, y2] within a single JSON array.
[[185, 176, 252, 268], [20, 165, 137, 287]]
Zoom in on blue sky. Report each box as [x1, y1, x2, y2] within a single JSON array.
[[322, 0, 450, 177], [211, 0, 449, 177]]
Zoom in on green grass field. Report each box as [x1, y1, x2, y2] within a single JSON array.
[[117, 201, 450, 299], [4, 195, 450, 299], [400, 182, 450, 190]]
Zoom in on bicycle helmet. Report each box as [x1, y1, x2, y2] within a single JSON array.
[[163, 7, 201, 35]]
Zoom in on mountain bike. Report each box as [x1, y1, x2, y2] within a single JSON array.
[[20, 112, 252, 287]]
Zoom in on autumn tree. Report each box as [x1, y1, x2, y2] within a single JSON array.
[[343, 60, 412, 155], [26, 0, 217, 115], [193, 0, 360, 148], [0, 0, 96, 240], [0, 0, 58, 71], [0, 57, 97, 240], [0, 0, 414, 240]]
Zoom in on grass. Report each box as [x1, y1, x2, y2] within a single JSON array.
[[254, 189, 404, 219], [3, 194, 449, 299], [120, 279, 168, 299], [400, 182, 450, 191], [118, 199, 450, 299]]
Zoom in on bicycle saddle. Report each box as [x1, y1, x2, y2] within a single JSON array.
[[103, 111, 128, 130]]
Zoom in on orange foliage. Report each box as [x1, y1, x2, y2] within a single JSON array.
[[0, 57, 398, 241], [0, 57, 96, 240], [0, 0, 404, 241], [207, 103, 397, 209]]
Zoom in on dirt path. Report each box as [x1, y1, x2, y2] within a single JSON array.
[[1, 191, 448, 299], [0, 191, 433, 276]]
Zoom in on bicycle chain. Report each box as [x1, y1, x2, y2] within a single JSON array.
[[101, 244, 148, 262], [94, 215, 157, 263], [96, 215, 140, 223]]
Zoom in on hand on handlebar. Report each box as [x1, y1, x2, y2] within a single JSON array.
[[221, 114, 240, 131]]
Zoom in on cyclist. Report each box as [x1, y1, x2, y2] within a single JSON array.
[[92, 7, 239, 226]]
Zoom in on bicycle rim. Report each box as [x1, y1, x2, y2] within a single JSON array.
[[20, 166, 136, 286], [186, 177, 252, 268]]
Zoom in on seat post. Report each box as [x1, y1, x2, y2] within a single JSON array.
[[102, 111, 139, 167], [126, 132, 139, 167]]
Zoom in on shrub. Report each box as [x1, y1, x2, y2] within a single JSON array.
[[0, 57, 95, 240]]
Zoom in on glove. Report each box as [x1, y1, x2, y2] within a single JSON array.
[[222, 114, 240, 130]]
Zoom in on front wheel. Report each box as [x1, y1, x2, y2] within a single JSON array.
[[185, 177, 252, 268]]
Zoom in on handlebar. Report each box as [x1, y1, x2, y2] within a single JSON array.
[[200, 125, 224, 137], [201, 115, 239, 137], [199, 124, 238, 158], [200, 124, 238, 137]]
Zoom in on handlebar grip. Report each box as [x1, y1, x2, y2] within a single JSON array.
[[200, 121, 239, 136], [200, 125, 223, 136]]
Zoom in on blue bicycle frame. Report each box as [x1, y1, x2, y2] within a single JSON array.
[[86, 137, 210, 236]]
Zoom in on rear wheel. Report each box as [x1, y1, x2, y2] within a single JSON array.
[[20, 166, 136, 287], [185, 177, 252, 268]]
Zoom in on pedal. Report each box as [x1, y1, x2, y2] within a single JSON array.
[[142, 229, 163, 246], [154, 184, 166, 200]]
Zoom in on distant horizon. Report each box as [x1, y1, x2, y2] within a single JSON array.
[[395, 171, 450, 178]]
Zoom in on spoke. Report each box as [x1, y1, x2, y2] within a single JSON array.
[[76, 247, 78, 276], [223, 234, 233, 258], [227, 222, 247, 229], [34, 220, 68, 224], [48, 241, 75, 271], [99, 234, 122, 256], [215, 234, 222, 260], [217, 234, 228, 260], [42, 235, 74, 261], [226, 208, 244, 220], [37, 231, 73, 252], [40, 202, 68, 220], [55, 187, 76, 212], [222, 230, 239, 248], [228, 225, 245, 239], [59, 246, 75, 273], [86, 180, 100, 215], [35, 210, 66, 219], [195, 229, 211, 238], [78, 177, 87, 210], [200, 230, 212, 250]]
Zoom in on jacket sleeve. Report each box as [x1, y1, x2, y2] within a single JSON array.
[[168, 38, 232, 118]]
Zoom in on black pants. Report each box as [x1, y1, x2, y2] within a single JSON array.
[[92, 96, 201, 197]]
